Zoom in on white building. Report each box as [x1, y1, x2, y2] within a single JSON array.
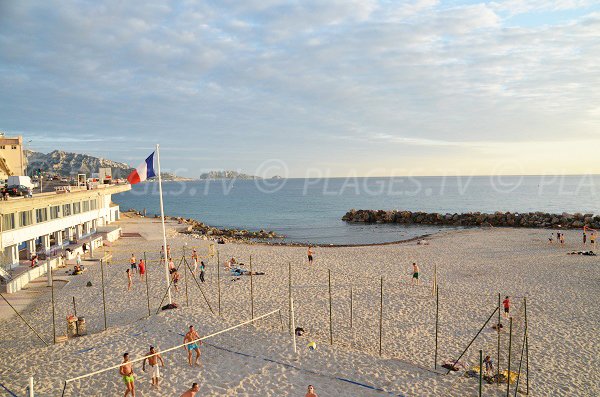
[[0, 183, 130, 292]]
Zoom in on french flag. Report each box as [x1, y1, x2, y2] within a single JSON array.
[[127, 152, 157, 185]]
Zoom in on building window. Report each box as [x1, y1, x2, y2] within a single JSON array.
[[19, 210, 33, 227], [0, 145, 5, 149], [50, 205, 60, 219], [35, 208, 48, 223], [73, 202, 81, 214], [90, 199, 97, 210], [63, 203, 71, 216], [83, 200, 90, 212], [2, 213, 15, 230], [11, 146, 17, 149]]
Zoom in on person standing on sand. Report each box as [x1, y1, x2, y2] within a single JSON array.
[[76, 252, 82, 268], [130, 254, 137, 272], [119, 352, 136, 397], [192, 257, 198, 276], [548, 233, 553, 244], [199, 261, 205, 283], [172, 270, 180, 291], [183, 325, 202, 367], [126, 269, 133, 291], [160, 246, 166, 265], [138, 259, 146, 281], [411, 263, 420, 286], [180, 382, 200, 397], [307, 246, 314, 265], [591, 232, 596, 248], [142, 346, 165, 388], [583, 232, 587, 245], [560, 233, 565, 245], [305, 385, 318, 397], [192, 249, 198, 262], [167, 244, 171, 259], [169, 258, 176, 273], [483, 355, 494, 376], [502, 296, 510, 318]]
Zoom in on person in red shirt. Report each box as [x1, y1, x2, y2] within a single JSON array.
[[502, 296, 510, 319], [138, 259, 146, 280]]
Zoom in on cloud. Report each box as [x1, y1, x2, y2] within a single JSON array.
[[0, 0, 598, 176]]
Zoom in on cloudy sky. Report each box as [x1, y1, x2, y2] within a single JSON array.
[[1, 0, 599, 177]]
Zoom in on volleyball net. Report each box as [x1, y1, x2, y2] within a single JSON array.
[[61, 308, 282, 396]]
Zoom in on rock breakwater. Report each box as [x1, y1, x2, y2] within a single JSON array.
[[342, 209, 600, 229]]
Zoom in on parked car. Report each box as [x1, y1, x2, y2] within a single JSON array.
[[2, 185, 33, 197]]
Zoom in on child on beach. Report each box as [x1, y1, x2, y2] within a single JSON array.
[[483, 355, 494, 376], [502, 296, 510, 318], [305, 385, 318, 397], [591, 233, 596, 247], [126, 269, 133, 291]]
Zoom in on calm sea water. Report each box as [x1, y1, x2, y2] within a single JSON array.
[[113, 175, 600, 245]]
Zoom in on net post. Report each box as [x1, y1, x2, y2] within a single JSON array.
[[434, 285, 439, 369], [479, 349, 483, 397], [288, 262, 292, 334], [328, 269, 333, 345], [100, 259, 108, 330], [250, 255, 254, 320], [73, 296, 79, 335], [144, 252, 151, 317], [379, 276, 383, 356], [291, 298, 297, 353], [183, 255, 189, 307], [217, 250, 221, 316], [50, 265, 56, 344], [507, 316, 513, 397], [497, 292, 501, 384], [525, 335, 529, 395], [350, 286, 353, 329], [278, 309, 284, 331]]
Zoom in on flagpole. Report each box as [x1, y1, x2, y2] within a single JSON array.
[[156, 144, 172, 305]]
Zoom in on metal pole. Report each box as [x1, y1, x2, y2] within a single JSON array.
[[155, 144, 172, 305], [217, 250, 221, 316], [250, 255, 254, 320], [144, 252, 151, 317], [61, 381, 67, 397], [525, 336, 529, 395], [0, 293, 48, 346], [288, 262, 292, 334], [350, 287, 353, 329], [100, 259, 107, 330], [507, 317, 513, 397], [181, 259, 214, 314], [379, 276, 383, 356], [479, 350, 483, 397], [183, 256, 189, 307], [291, 297, 297, 353], [29, 376, 34, 397], [497, 293, 501, 384], [434, 285, 439, 369], [515, 323, 527, 397], [278, 309, 284, 331], [447, 306, 499, 374], [73, 296, 79, 335], [328, 269, 333, 345], [50, 265, 56, 344]]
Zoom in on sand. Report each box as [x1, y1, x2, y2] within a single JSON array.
[[0, 215, 598, 396]]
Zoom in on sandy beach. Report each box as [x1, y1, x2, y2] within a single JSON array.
[[0, 214, 598, 396]]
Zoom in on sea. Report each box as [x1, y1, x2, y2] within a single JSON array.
[[112, 175, 600, 245]]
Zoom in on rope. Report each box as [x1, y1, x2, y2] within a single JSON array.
[[63, 309, 280, 384], [0, 381, 18, 397]]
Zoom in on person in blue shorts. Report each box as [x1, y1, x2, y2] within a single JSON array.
[[183, 325, 202, 367]]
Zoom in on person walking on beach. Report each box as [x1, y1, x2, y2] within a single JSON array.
[[199, 261, 205, 283], [192, 249, 198, 262], [583, 232, 587, 245], [502, 296, 510, 318], [560, 233, 565, 245], [76, 252, 82, 268], [483, 355, 494, 376], [82, 242, 89, 258], [130, 254, 137, 272], [192, 257, 198, 276], [172, 270, 180, 291], [142, 346, 165, 388], [168, 258, 176, 273], [138, 259, 146, 281], [126, 269, 133, 291], [411, 263, 420, 286], [160, 246, 166, 265], [167, 244, 171, 259], [179, 382, 200, 397], [119, 352, 136, 397], [591, 232, 596, 248], [183, 325, 202, 367], [548, 233, 553, 244], [305, 385, 318, 397], [307, 246, 314, 265]]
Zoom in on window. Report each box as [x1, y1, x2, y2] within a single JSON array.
[[90, 199, 97, 210], [19, 210, 32, 227], [11, 146, 17, 149], [35, 208, 48, 223], [63, 203, 71, 216], [50, 205, 60, 219], [0, 145, 5, 149], [73, 202, 81, 214], [83, 201, 90, 212], [2, 213, 15, 230]]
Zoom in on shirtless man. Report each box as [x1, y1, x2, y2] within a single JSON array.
[[130, 254, 137, 272], [180, 382, 200, 397], [183, 325, 202, 367], [411, 263, 420, 286], [142, 346, 165, 388], [119, 352, 135, 397], [307, 246, 314, 265]]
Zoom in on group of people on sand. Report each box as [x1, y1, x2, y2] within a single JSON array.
[[125, 254, 146, 291], [119, 325, 204, 397], [549, 230, 597, 247]]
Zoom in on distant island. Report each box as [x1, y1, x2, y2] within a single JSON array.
[[198, 170, 260, 180]]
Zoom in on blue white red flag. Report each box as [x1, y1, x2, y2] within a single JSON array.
[[127, 152, 156, 184]]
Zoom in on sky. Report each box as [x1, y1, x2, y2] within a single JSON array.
[[0, 0, 599, 178]]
